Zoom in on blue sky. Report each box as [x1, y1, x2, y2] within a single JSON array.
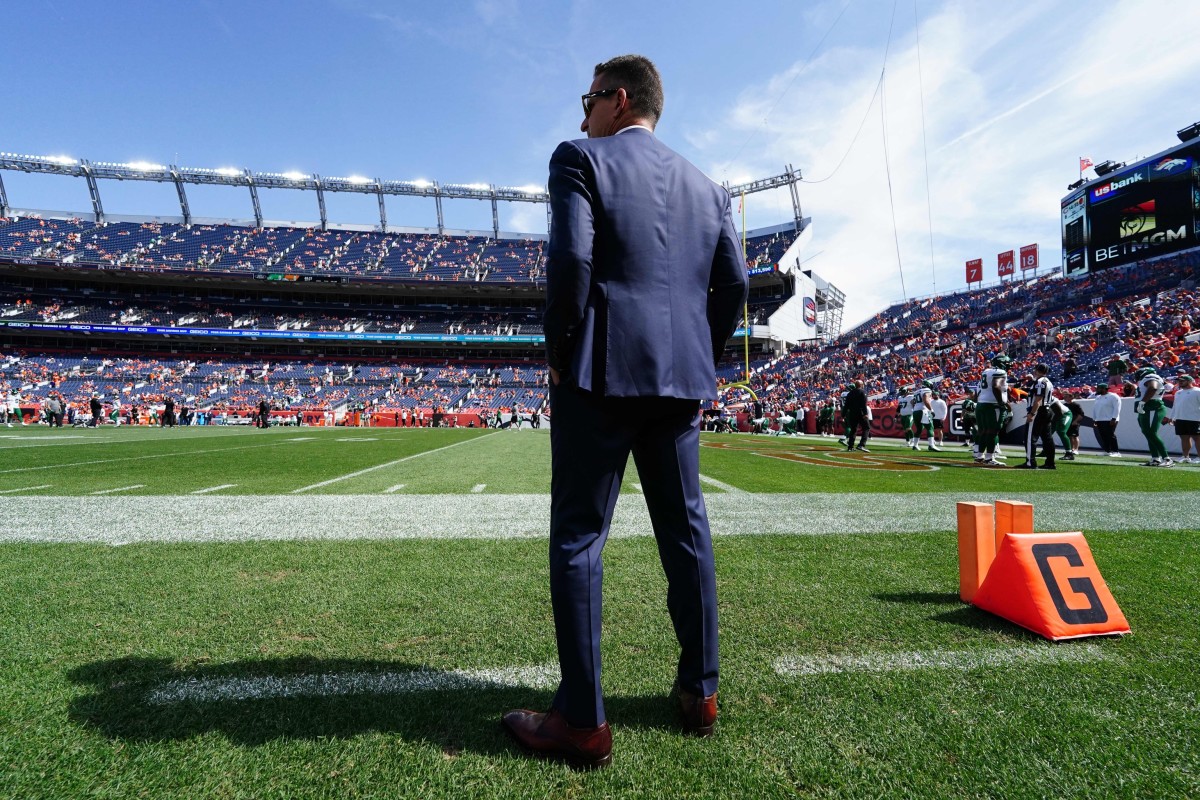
[[3, 0, 1198, 325]]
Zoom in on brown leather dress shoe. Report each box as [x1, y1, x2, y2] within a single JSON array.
[[676, 688, 718, 737], [501, 708, 612, 769]]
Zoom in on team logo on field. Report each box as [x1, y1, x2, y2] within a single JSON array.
[[701, 440, 938, 471]]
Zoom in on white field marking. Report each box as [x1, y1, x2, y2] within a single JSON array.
[[91, 484, 145, 495], [146, 662, 559, 705], [336, 437, 378, 442], [0, 440, 300, 474], [383, 484, 407, 494], [471, 484, 486, 493], [290, 431, 499, 494], [284, 437, 315, 442], [698, 473, 748, 495], [190, 484, 238, 495], [774, 643, 1109, 677], [0, 484, 52, 494], [630, 482, 643, 493], [6, 491, 1199, 544], [0, 430, 276, 450]]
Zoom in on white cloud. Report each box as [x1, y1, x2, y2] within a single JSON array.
[[685, 0, 1200, 328]]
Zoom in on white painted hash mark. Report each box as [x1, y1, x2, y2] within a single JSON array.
[[146, 662, 560, 705], [190, 484, 238, 495], [699, 473, 748, 495], [91, 484, 145, 495], [471, 484, 486, 493], [773, 643, 1109, 676], [291, 432, 499, 494], [383, 484, 406, 494], [0, 484, 52, 494]]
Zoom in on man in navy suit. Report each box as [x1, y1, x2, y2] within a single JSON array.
[[502, 54, 748, 769]]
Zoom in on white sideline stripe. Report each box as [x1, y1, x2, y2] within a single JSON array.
[[699, 473, 748, 495], [0, 441, 299, 474], [383, 484, 406, 494], [190, 484, 238, 495], [5, 491, 1198, 544], [631, 482, 643, 493], [0, 484, 52, 494], [146, 662, 559, 705], [471, 484, 486, 493], [0, 430, 284, 450], [291, 432, 498, 494], [91, 484, 145, 495], [774, 643, 1108, 676]]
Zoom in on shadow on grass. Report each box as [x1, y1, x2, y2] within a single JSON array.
[[67, 657, 677, 755], [872, 591, 962, 606], [930, 606, 1041, 639]]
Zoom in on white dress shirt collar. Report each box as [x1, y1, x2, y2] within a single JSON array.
[[615, 124, 654, 136]]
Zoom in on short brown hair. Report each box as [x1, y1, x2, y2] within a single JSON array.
[[594, 54, 664, 126]]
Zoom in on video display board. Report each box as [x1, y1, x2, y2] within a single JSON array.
[[1063, 141, 1200, 276]]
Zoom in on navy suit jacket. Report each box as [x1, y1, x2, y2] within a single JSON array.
[[544, 128, 749, 400]]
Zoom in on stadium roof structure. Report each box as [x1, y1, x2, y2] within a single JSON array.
[[0, 152, 805, 239]]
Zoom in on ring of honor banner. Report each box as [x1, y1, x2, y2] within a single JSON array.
[[1019, 243, 1039, 271], [997, 250, 1015, 277], [965, 258, 983, 283]]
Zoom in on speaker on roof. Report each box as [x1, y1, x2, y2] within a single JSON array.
[[1177, 122, 1200, 142]]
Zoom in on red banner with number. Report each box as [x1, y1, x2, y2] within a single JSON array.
[[1020, 243, 1039, 271], [997, 250, 1015, 277], [966, 258, 983, 283]]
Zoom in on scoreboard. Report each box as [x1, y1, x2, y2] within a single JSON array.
[[1062, 140, 1200, 277]]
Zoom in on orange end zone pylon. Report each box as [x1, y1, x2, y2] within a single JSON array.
[[955, 501, 1130, 641]]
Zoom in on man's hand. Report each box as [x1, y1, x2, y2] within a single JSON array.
[[550, 367, 561, 386]]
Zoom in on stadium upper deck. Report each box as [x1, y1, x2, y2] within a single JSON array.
[[0, 214, 795, 284]]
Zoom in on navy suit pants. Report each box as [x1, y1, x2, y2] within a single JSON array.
[[548, 382, 719, 728]]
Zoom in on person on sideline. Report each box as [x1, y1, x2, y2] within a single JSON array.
[[502, 54, 748, 769], [1166, 374, 1200, 463], [1091, 383, 1122, 456]]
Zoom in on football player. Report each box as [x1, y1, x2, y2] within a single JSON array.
[[975, 354, 1011, 466], [1134, 366, 1173, 466]]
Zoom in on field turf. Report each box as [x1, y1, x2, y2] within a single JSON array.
[[0, 425, 1197, 798]]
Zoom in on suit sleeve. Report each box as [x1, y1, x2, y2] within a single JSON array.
[[543, 141, 594, 376], [707, 193, 750, 367]]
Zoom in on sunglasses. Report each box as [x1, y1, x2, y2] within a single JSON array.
[[581, 88, 620, 116]]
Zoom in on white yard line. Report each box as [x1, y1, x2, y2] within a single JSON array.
[[0, 484, 52, 494], [698, 473, 748, 495], [383, 484, 407, 494], [91, 484, 145, 495], [0, 430, 277, 450], [630, 482, 644, 493], [5, 491, 1197, 544], [471, 484, 487, 493], [0, 441, 299, 474], [291, 432, 499, 494], [146, 662, 559, 705], [190, 484, 238, 495], [774, 643, 1109, 676]]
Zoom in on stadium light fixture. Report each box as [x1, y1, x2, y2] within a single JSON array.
[[514, 184, 545, 194], [411, 179, 433, 189], [346, 175, 372, 185], [44, 155, 77, 166], [214, 167, 243, 177], [1177, 122, 1200, 142], [126, 160, 167, 172], [464, 183, 490, 191], [282, 171, 308, 181]]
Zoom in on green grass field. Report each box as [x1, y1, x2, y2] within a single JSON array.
[[1, 425, 1197, 798]]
